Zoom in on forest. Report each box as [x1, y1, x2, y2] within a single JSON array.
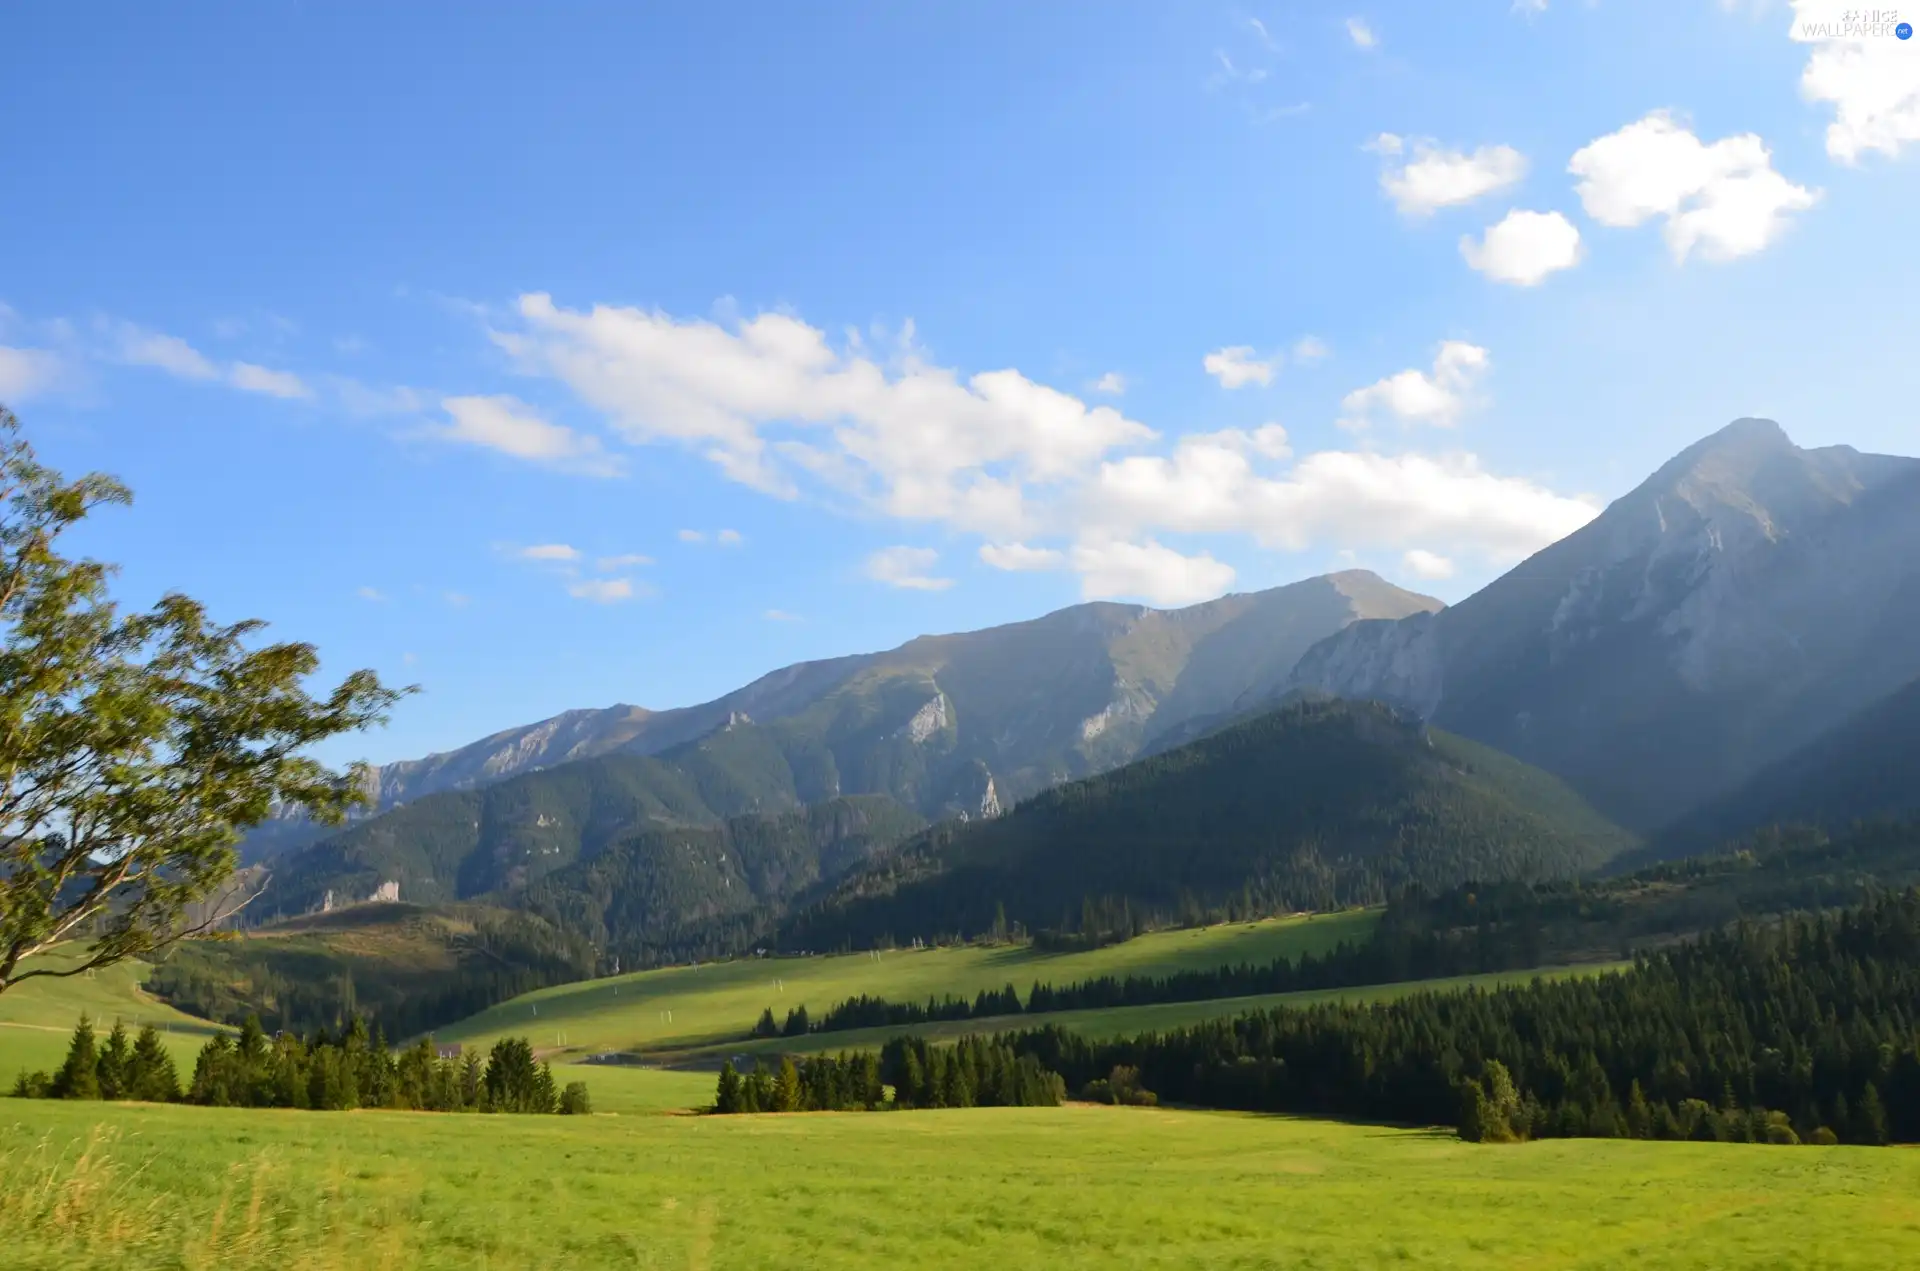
[[13, 1015, 590, 1115], [993, 888, 1920, 1144], [712, 1035, 1065, 1113]]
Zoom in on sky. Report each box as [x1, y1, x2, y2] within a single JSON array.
[[2, 0, 1916, 769]]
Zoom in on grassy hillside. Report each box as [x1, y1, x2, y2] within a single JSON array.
[[789, 698, 1637, 947], [6, 1098, 1919, 1269], [434, 909, 1379, 1059], [0, 949, 223, 1086]]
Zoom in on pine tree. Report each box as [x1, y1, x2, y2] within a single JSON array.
[[51, 1014, 101, 1100], [96, 1021, 132, 1101], [774, 1057, 802, 1112], [126, 1026, 180, 1103], [714, 1061, 743, 1114]]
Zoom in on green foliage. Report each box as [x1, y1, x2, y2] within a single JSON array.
[[712, 1037, 1060, 1114], [1082, 1065, 1156, 1107], [557, 1080, 592, 1115], [787, 700, 1634, 948], [998, 889, 1920, 1146], [0, 409, 407, 993]]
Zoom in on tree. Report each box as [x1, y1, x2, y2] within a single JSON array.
[[97, 1020, 131, 1100], [714, 1061, 743, 1114], [773, 1056, 802, 1112], [125, 1024, 180, 1102], [50, 1012, 100, 1099], [0, 408, 409, 993], [751, 1007, 779, 1039], [558, 1081, 592, 1115]]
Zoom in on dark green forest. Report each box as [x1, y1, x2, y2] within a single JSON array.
[[782, 700, 1635, 949], [996, 887, 1920, 1144], [711, 1036, 1064, 1113], [14, 1014, 589, 1115]]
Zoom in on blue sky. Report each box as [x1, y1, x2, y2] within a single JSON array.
[[2, 0, 1915, 769]]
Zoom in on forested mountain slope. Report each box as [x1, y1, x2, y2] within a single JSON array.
[[784, 698, 1636, 948]]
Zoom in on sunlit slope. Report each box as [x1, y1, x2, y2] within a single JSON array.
[[0, 949, 225, 1083], [436, 910, 1378, 1057]]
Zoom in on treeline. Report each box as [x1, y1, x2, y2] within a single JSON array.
[[994, 889, 1920, 1144], [11, 1014, 590, 1115], [711, 1036, 1064, 1113], [788, 891, 1542, 1039]]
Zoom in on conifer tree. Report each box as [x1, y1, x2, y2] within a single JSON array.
[[774, 1056, 802, 1112], [126, 1025, 180, 1102], [51, 1014, 100, 1099], [714, 1061, 743, 1114], [96, 1020, 131, 1100]]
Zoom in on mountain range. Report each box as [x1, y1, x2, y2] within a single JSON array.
[[1287, 419, 1920, 831], [245, 569, 1440, 863]]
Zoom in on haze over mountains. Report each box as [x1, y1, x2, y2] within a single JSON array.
[[1288, 419, 1920, 831], [247, 570, 1440, 861]]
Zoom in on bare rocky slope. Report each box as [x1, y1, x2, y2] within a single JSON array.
[[1286, 419, 1920, 831]]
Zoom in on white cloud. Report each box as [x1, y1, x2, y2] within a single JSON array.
[[1460, 210, 1584, 285], [437, 395, 622, 476], [1372, 136, 1527, 216], [764, 608, 803, 622], [229, 362, 313, 400], [1071, 539, 1237, 606], [979, 542, 1067, 572], [1090, 371, 1128, 396], [717, 528, 744, 545], [330, 378, 424, 418], [568, 577, 636, 603], [1339, 342, 1489, 430], [0, 346, 62, 400], [118, 327, 219, 380], [1790, 2, 1920, 163], [356, 586, 387, 602], [494, 294, 1152, 536], [678, 529, 705, 543], [1512, 0, 1548, 14], [1291, 336, 1331, 364], [596, 553, 654, 570], [1568, 111, 1819, 262], [514, 543, 580, 562], [1346, 17, 1378, 49], [1082, 430, 1595, 566], [1402, 549, 1457, 580], [1202, 346, 1276, 389], [865, 546, 954, 591]]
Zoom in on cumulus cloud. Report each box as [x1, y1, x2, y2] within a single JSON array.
[[979, 542, 1067, 572], [1371, 135, 1527, 216], [568, 577, 637, 603], [493, 294, 1153, 536], [1084, 437, 1597, 566], [1089, 371, 1128, 396], [437, 395, 622, 476], [1568, 111, 1819, 262], [229, 362, 313, 399], [0, 346, 62, 400], [1203, 346, 1276, 389], [1791, 1, 1920, 162], [1402, 549, 1456, 580], [514, 543, 580, 562], [1460, 210, 1584, 285], [865, 546, 954, 591], [1346, 17, 1378, 49], [1072, 539, 1237, 606], [1338, 342, 1489, 430]]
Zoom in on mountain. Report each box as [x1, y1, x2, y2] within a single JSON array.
[[782, 698, 1637, 948], [1287, 420, 1920, 831], [248, 570, 1440, 858], [1656, 676, 1920, 855]]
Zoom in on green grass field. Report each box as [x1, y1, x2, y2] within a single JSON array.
[[4, 1096, 1917, 1270], [438, 910, 1379, 1060], [0, 950, 228, 1088]]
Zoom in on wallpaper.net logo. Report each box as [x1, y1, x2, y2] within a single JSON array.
[[1796, 7, 1912, 38]]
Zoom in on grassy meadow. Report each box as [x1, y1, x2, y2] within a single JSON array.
[[4, 1096, 1918, 1270], [438, 909, 1379, 1060], [0, 951, 227, 1088]]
